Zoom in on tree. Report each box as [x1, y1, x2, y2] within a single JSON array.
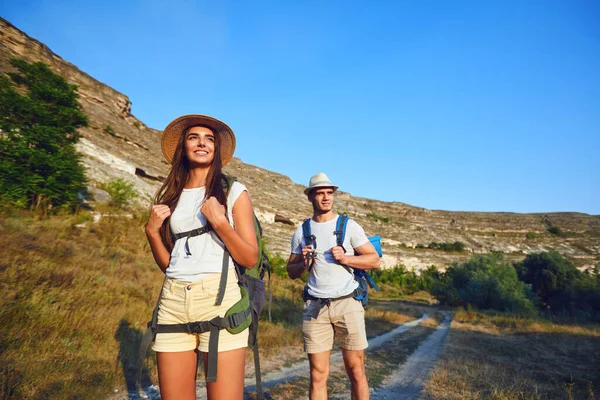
[[0, 58, 88, 209]]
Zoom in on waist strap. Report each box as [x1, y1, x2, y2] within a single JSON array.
[[302, 287, 362, 318]]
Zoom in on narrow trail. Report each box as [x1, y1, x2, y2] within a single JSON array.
[[370, 311, 452, 400], [238, 313, 429, 398]]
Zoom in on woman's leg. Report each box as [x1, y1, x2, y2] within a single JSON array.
[[157, 350, 198, 400], [203, 347, 247, 400]]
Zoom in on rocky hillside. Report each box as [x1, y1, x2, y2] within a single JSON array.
[[2, 17, 598, 271]]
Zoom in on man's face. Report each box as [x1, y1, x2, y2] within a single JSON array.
[[309, 187, 335, 213]]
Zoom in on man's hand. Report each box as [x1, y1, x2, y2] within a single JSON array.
[[331, 246, 347, 264], [301, 245, 315, 266]]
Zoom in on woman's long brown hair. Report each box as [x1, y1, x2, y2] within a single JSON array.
[[153, 125, 227, 251]]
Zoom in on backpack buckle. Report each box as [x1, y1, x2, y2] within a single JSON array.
[[187, 321, 209, 334]]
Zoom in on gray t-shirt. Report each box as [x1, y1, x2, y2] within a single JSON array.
[[291, 215, 369, 298]]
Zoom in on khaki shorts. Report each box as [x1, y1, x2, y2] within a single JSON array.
[[302, 296, 368, 354], [152, 268, 249, 353]]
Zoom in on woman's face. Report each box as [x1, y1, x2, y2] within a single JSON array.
[[184, 126, 216, 167]]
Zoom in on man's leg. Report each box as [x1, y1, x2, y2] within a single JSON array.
[[331, 297, 369, 400], [342, 348, 369, 400], [308, 350, 331, 400], [303, 300, 335, 400]]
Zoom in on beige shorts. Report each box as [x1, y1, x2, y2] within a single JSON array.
[[152, 268, 249, 353], [302, 296, 368, 354]]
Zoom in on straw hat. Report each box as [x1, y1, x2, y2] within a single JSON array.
[[161, 114, 236, 166], [304, 173, 339, 195]]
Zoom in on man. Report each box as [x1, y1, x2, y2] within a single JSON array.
[[287, 173, 380, 400]]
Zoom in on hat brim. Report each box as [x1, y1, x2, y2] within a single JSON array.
[[161, 114, 236, 166], [304, 185, 339, 195]]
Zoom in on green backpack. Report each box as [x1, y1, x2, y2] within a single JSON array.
[[138, 175, 271, 398]]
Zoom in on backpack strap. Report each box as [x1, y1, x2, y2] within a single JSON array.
[[302, 218, 316, 248], [301, 219, 317, 269], [214, 176, 236, 306], [333, 215, 355, 277], [334, 215, 349, 253]]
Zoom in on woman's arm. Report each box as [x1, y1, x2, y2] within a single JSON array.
[[203, 191, 258, 269], [145, 204, 172, 272]]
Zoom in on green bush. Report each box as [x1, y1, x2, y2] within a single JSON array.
[[100, 178, 138, 209], [370, 264, 422, 294], [547, 226, 564, 236], [431, 254, 537, 315], [268, 252, 288, 278], [366, 212, 389, 223], [525, 232, 536, 240], [0, 58, 88, 209], [516, 252, 600, 318], [428, 241, 465, 252]]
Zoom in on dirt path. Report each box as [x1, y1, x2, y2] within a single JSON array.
[[238, 313, 429, 398], [369, 312, 452, 399]]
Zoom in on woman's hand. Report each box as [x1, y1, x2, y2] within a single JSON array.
[[201, 197, 228, 227], [146, 204, 171, 236]]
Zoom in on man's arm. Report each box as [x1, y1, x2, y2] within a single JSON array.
[[331, 241, 380, 270], [287, 252, 307, 279]]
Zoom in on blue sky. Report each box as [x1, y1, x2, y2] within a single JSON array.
[[3, 0, 599, 214]]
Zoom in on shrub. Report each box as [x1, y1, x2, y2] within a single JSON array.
[[104, 125, 116, 136], [0, 58, 88, 209], [547, 226, 564, 236], [516, 252, 600, 318], [428, 241, 465, 252], [370, 264, 422, 294], [431, 254, 537, 315], [100, 178, 138, 209], [366, 212, 389, 223], [525, 232, 536, 240]]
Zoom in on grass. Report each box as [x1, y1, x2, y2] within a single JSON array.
[[0, 208, 421, 399], [422, 309, 600, 399], [6, 207, 597, 399]]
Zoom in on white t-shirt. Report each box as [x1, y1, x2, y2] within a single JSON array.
[[290, 215, 369, 298], [166, 181, 248, 282]]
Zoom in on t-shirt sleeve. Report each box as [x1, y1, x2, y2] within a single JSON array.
[[347, 219, 369, 249], [290, 227, 303, 254], [227, 181, 249, 226]]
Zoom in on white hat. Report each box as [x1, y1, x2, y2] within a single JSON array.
[[304, 173, 339, 195]]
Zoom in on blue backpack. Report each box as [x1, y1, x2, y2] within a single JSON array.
[[302, 215, 380, 306]]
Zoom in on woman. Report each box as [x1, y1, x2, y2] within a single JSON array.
[[145, 114, 258, 399]]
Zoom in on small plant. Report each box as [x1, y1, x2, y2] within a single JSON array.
[[133, 121, 141, 129], [525, 232, 536, 240], [100, 178, 138, 209], [547, 226, 564, 236], [428, 241, 465, 252], [103, 125, 116, 136], [367, 212, 389, 223]]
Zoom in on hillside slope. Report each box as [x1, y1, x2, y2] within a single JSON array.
[[1, 17, 598, 270]]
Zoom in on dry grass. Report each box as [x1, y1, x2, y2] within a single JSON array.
[[422, 309, 600, 400], [0, 209, 423, 399]]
